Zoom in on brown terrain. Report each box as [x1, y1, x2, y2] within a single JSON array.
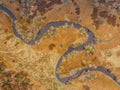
[[0, 0, 120, 90]]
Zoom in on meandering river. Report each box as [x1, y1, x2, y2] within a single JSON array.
[[0, 4, 119, 85]]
